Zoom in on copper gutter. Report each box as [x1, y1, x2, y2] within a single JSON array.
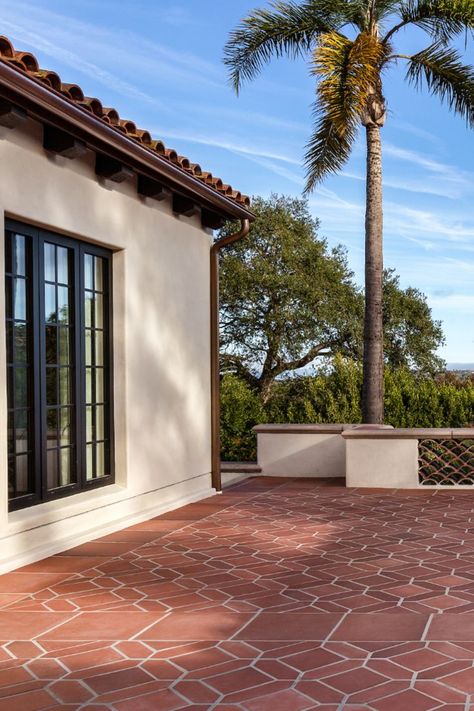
[[0, 60, 253, 221], [210, 219, 251, 491]]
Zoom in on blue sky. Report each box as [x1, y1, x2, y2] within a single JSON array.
[[1, 0, 474, 363]]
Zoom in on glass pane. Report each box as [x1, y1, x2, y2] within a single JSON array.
[[59, 368, 71, 405], [58, 328, 70, 365], [5, 276, 12, 318], [44, 243, 56, 282], [14, 234, 26, 276], [14, 278, 26, 320], [14, 368, 28, 408], [45, 284, 56, 322], [15, 454, 29, 495], [86, 405, 93, 442], [5, 233, 12, 274], [57, 286, 69, 324], [95, 405, 104, 441], [45, 325, 57, 364], [59, 448, 72, 487], [86, 367, 93, 404], [57, 247, 69, 285], [95, 368, 104, 404], [84, 292, 93, 328], [60, 408, 71, 446], [6, 367, 13, 407], [85, 329, 92, 366], [46, 408, 58, 446], [14, 323, 27, 363], [7, 411, 14, 455], [47, 449, 58, 490], [95, 331, 103, 366], [84, 254, 93, 290], [8, 458, 15, 496], [94, 293, 103, 329], [94, 257, 103, 292], [96, 442, 105, 478], [15, 410, 28, 453], [46, 367, 57, 406], [86, 443, 94, 480]]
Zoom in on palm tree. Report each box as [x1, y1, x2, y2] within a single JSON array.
[[224, 0, 474, 423]]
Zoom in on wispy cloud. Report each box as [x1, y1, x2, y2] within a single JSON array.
[[390, 120, 444, 147], [152, 128, 302, 166], [0, 1, 223, 100]]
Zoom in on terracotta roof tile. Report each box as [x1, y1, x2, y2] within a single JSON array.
[[0, 34, 250, 208]]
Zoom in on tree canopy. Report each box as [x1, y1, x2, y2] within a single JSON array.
[[219, 194, 445, 399]]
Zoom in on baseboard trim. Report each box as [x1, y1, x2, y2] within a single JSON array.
[[0, 482, 216, 574]]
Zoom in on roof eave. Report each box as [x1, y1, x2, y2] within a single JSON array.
[[0, 60, 254, 222]]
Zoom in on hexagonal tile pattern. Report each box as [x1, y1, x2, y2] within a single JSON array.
[[2, 477, 474, 707]]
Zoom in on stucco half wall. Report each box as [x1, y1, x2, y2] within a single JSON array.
[[0, 119, 214, 572], [254, 424, 352, 477]]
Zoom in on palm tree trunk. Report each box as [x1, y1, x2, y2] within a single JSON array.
[[362, 123, 384, 423]]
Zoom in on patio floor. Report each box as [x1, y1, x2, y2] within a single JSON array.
[[2, 478, 474, 709]]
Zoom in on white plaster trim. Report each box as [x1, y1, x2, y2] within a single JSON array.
[[0, 476, 215, 574]]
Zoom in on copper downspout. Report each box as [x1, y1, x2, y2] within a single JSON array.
[[210, 219, 251, 492]]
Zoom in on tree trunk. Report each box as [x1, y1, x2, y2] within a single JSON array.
[[362, 123, 384, 423]]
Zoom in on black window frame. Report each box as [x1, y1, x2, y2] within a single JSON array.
[[5, 219, 114, 511]]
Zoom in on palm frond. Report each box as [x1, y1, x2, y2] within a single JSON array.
[[304, 31, 386, 191], [304, 110, 355, 192], [406, 41, 474, 126], [386, 0, 474, 43], [223, 0, 354, 93]]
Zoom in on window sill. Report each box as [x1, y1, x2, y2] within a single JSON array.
[[6, 483, 127, 536]]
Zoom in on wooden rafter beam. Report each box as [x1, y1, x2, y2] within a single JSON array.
[[137, 174, 168, 200], [0, 98, 27, 128], [172, 194, 199, 217], [95, 153, 133, 183], [43, 124, 87, 159]]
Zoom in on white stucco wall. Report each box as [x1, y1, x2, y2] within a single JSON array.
[[0, 119, 214, 571]]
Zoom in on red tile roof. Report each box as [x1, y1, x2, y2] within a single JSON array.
[[0, 35, 250, 209]]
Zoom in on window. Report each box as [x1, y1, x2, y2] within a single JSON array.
[[5, 221, 113, 510]]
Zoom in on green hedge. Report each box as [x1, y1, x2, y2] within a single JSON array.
[[220, 358, 474, 461]]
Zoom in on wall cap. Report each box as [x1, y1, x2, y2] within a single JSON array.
[[342, 427, 474, 440], [253, 423, 349, 434]]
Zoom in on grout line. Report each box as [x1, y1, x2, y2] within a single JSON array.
[[421, 613, 434, 642]]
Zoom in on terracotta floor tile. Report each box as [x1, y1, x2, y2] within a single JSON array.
[[235, 613, 342, 640], [38, 611, 162, 641], [5, 641, 42, 659], [330, 613, 429, 641], [426, 615, 474, 640], [0, 690, 54, 711], [394, 647, 450, 671], [49, 679, 94, 703], [138, 611, 252, 640], [26, 658, 65, 679], [113, 688, 184, 710], [322, 667, 385, 694], [18, 556, 105, 574], [0, 573, 70, 594], [59, 541, 139, 557], [244, 688, 314, 711], [4, 479, 474, 709], [85, 666, 154, 694], [0, 612, 75, 639], [371, 688, 438, 711], [442, 667, 474, 693]]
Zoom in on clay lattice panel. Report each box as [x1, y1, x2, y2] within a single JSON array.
[[419, 438, 474, 486]]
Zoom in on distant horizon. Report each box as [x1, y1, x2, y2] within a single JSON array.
[[447, 363, 474, 371]]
